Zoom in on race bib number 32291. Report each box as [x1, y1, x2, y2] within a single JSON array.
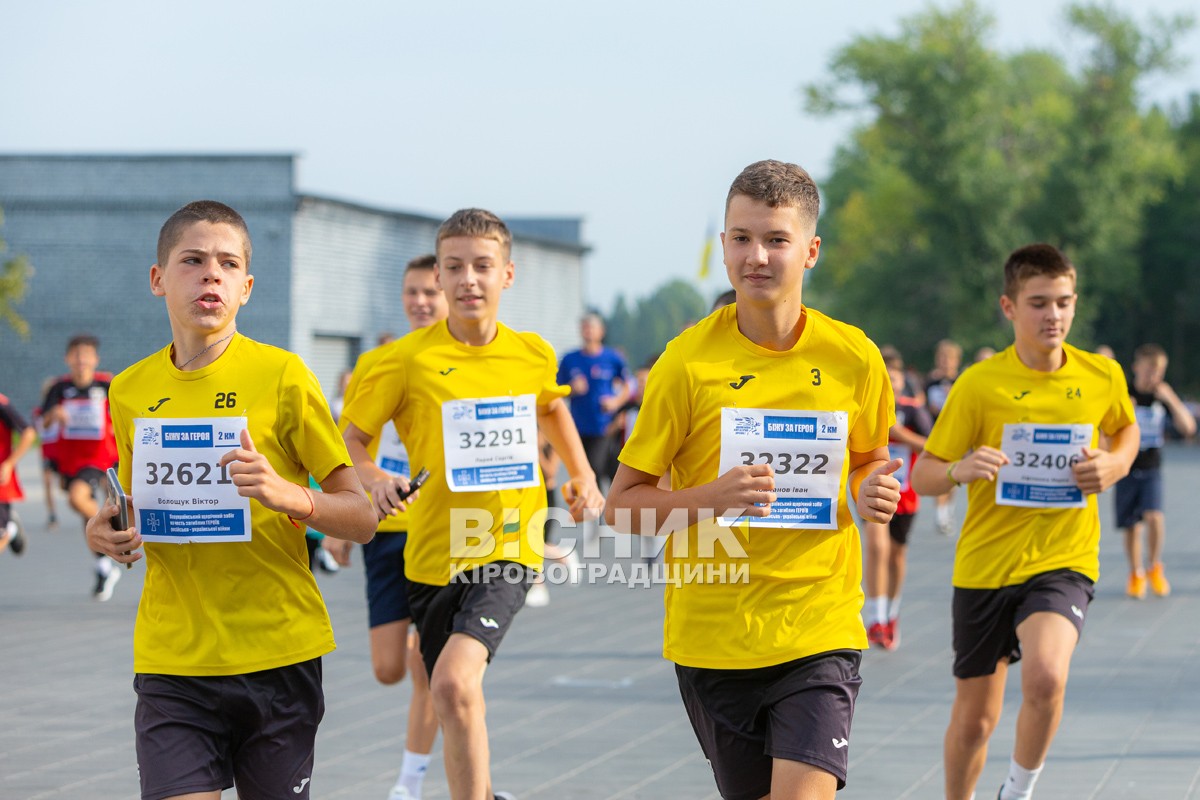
[[718, 408, 848, 529], [442, 395, 539, 492], [132, 417, 252, 543]]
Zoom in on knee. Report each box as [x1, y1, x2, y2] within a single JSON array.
[[373, 659, 407, 686], [1022, 663, 1068, 707], [430, 671, 481, 721], [952, 710, 1000, 749]]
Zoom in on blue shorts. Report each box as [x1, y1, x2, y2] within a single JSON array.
[[361, 531, 411, 628], [1115, 468, 1163, 529]]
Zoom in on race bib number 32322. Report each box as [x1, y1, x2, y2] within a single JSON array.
[[718, 408, 848, 529], [132, 417, 252, 543]]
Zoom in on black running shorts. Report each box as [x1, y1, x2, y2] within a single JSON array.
[[675, 650, 862, 799]]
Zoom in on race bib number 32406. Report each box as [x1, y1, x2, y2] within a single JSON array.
[[132, 417, 252, 543], [718, 408, 848, 529], [996, 423, 1093, 509]]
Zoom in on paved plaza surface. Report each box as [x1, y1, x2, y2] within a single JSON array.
[[2, 447, 1199, 799]]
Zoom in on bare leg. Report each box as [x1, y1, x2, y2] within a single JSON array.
[[767, 757, 837, 800], [368, 619, 410, 685], [407, 630, 439, 754], [863, 522, 890, 600], [944, 665, 1008, 800], [1123, 523, 1143, 574], [1142, 510, 1165, 566], [430, 634, 492, 800], [1011, 612, 1078, 770]]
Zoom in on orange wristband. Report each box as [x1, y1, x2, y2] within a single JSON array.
[[288, 486, 315, 528]]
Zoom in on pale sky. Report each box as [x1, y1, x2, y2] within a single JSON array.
[[4, 0, 1197, 311]]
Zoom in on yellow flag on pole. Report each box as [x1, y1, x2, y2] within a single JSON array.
[[697, 222, 715, 280]]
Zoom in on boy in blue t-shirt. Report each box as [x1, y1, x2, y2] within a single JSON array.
[[557, 312, 630, 486]]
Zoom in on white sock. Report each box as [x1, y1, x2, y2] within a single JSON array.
[[396, 749, 431, 797], [888, 594, 902, 621], [999, 756, 1043, 799], [4, 521, 16, 537], [95, 555, 113, 576], [867, 596, 887, 626]]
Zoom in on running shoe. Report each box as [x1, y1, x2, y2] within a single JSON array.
[[316, 547, 340, 574], [387, 785, 417, 800], [7, 513, 26, 556], [494, 793, 518, 800], [867, 622, 890, 649], [96, 565, 122, 602], [1147, 563, 1170, 597], [525, 582, 550, 608], [1126, 571, 1146, 600], [886, 617, 900, 650]]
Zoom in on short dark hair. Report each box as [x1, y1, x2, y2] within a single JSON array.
[[726, 160, 820, 232], [157, 200, 252, 268], [1133, 343, 1167, 363], [405, 254, 437, 274], [66, 334, 99, 353], [711, 289, 737, 311], [879, 345, 904, 372], [1003, 243, 1076, 299]]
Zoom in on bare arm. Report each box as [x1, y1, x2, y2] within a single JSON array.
[[1157, 383, 1197, 439], [0, 425, 36, 486], [888, 423, 927, 451], [1072, 422, 1139, 494], [847, 447, 903, 524], [537, 397, 601, 520], [604, 461, 774, 535], [218, 430, 375, 542], [910, 445, 1011, 496], [343, 422, 414, 520]]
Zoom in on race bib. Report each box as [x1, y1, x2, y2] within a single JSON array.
[[1135, 403, 1166, 450], [132, 417, 252, 543], [375, 421, 410, 478], [717, 408, 848, 529], [442, 395, 539, 492], [888, 443, 913, 491], [996, 423, 1092, 509], [63, 397, 105, 440]]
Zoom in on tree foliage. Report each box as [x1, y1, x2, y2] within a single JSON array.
[[804, 1, 1193, 370], [605, 278, 709, 368], [0, 207, 32, 339]]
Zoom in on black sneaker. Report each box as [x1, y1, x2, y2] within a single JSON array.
[[8, 513, 26, 556]]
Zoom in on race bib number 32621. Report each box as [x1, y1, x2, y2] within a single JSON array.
[[717, 408, 848, 529], [996, 423, 1093, 509], [442, 395, 539, 492], [132, 417, 252, 543]]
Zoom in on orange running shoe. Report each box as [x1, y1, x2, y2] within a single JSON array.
[[1126, 571, 1146, 599], [1147, 563, 1171, 597]]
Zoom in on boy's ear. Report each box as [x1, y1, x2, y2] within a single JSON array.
[[150, 264, 166, 297], [502, 260, 515, 290], [999, 293, 1016, 321], [239, 273, 254, 306]]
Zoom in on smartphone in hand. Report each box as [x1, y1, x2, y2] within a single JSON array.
[[105, 467, 129, 531], [398, 467, 430, 502]]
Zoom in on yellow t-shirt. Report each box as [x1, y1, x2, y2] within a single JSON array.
[[109, 334, 351, 676], [341, 321, 568, 586], [923, 344, 1135, 588], [341, 341, 409, 534], [618, 304, 894, 669]]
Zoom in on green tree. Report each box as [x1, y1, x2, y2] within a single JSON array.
[[0, 207, 32, 338], [804, 1, 1190, 368], [606, 278, 708, 367]]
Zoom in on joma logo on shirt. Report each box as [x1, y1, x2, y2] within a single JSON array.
[[729, 375, 756, 390]]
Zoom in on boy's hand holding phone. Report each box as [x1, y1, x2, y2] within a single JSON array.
[[85, 468, 143, 567]]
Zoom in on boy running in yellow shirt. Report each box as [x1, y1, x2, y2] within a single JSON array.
[[86, 200, 376, 800], [911, 243, 1138, 800], [342, 208, 601, 800], [605, 160, 902, 800]]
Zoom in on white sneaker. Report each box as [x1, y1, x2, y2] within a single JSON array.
[[525, 582, 550, 608], [316, 547, 340, 573], [562, 548, 582, 584], [388, 784, 418, 800], [96, 565, 122, 602]]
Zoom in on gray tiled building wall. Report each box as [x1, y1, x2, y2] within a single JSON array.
[[2, 155, 588, 412], [0, 154, 295, 412]]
